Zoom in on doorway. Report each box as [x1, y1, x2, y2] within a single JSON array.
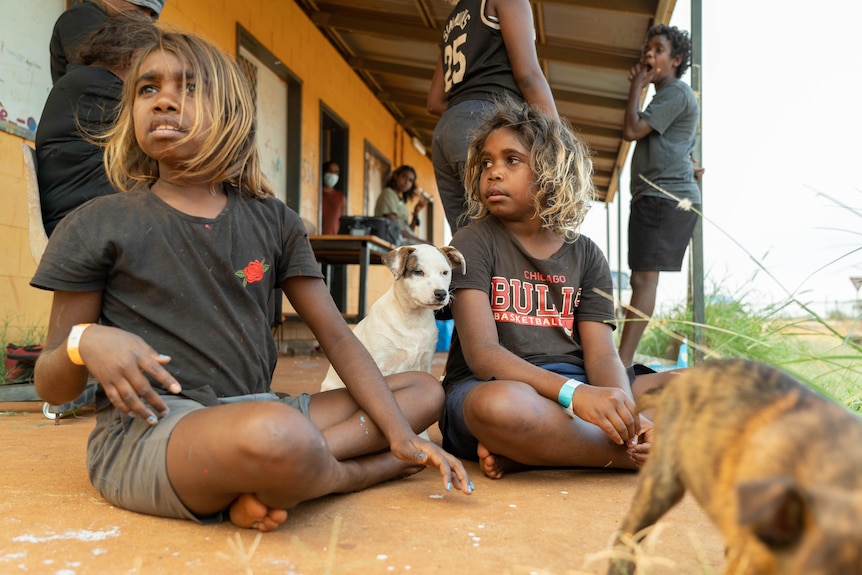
[[320, 105, 349, 311]]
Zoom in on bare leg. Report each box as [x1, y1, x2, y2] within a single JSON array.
[[463, 380, 636, 479], [165, 377, 439, 532], [308, 371, 443, 460], [618, 270, 660, 366]]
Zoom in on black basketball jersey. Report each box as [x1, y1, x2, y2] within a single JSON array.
[[441, 0, 523, 107]]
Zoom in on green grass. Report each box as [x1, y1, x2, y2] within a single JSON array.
[[631, 283, 862, 411], [627, 176, 862, 411]]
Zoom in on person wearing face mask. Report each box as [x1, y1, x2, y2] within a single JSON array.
[[320, 161, 344, 235]]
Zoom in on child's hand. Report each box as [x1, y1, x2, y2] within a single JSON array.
[[626, 416, 653, 468], [569, 385, 640, 446], [628, 62, 655, 88], [391, 435, 474, 495], [78, 325, 182, 424], [691, 157, 705, 181]]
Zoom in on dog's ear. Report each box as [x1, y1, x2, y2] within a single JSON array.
[[737, 477, 808, 548], [383, 246, 415, 279], [439, 246, 466, 275]]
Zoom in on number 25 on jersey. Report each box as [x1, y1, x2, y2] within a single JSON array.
[[443, 33, 467, 92]]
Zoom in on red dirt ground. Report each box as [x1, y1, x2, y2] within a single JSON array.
[[0, 352, 724, 574]]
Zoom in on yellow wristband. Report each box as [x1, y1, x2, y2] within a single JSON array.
[[66, 323, 92, 366]]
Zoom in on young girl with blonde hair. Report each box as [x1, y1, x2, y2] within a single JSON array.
[[33, 29, 472, 532], [440, 98, 675, 479]]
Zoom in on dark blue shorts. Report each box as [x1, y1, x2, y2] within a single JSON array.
[[439, 363, 588, 461]]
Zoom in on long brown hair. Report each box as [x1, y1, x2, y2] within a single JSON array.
[[102, 29, 272, 198]]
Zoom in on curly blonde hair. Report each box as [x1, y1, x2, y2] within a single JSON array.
[[102, 28, 272, 198], [461, 97, 594, 242]]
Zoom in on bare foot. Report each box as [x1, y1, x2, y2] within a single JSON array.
[[476, 443, 526, 479], [229, 493, 288, 532]]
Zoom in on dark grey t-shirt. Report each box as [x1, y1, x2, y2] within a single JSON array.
[[630, 78, 701, 204], [32, 188, 322, 405], [443, 217, 616, 390]]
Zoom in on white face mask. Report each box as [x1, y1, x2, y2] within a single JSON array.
[[323, 173, 339, 188]]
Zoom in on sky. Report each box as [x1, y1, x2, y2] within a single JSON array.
[[579, 0, 862, 317]]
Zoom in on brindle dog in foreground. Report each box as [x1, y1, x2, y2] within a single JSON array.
[[608, 358, 862, 575]]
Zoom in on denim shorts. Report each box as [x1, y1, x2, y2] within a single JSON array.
[[432, 99, 498, 232], [87, 392, 310, 523], [438, 363, 588, 461]]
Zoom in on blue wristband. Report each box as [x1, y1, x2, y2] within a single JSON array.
[[557, 379, 583, 408]]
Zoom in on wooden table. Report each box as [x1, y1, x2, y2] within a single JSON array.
[[308, 234, 396, 322]]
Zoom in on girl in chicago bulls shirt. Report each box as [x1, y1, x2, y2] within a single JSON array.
[[440, 97, 678, 479]]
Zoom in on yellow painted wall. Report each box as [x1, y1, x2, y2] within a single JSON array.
[[0, 0, 443, 340]]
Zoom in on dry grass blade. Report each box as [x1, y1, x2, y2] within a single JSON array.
[[216, 531, 263, 575], [324, 514, 343, 575]]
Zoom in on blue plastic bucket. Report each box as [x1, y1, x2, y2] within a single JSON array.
[[435, 319, 454, 352]]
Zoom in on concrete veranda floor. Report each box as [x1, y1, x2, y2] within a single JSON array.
[[0, 351, 724, 575]]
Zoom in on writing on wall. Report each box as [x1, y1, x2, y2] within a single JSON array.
[[0, 1, 65, 140]]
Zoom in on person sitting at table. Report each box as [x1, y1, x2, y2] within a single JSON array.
[[374, 165, 430, 245]]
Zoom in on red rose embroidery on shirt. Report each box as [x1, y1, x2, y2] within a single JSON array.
[[235, 259, 271, 286]]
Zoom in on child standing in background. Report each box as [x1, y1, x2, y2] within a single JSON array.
[[440, 97, 677, 479], [427, 0, 557, 233], [33, 29, 471, 532], [617, 24, 702, 367]]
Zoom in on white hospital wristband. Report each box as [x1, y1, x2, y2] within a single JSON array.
[[557, 378, 584, 408], [66, 323, 92, 366]]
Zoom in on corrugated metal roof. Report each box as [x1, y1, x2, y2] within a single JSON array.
[[294, 0, 677, 202]]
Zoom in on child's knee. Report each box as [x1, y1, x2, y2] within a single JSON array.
[[233, 403, 328, 462], [417, 372, 444, 406], [464, 383, 532, 428]]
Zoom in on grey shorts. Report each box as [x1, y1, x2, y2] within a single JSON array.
[[86, 392, 311, 524], [628, 196, 700, 271]]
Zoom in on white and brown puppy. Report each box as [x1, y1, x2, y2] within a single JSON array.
[[319, 244, 465, 392]]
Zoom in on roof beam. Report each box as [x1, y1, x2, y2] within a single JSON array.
[[348, 57, 432, 79], [537, 44, 638, 71], [311, 11, 439, 43], [400, 116, 440, 131], [552, 88, 627, 110], [376, 89, 429, 108], [536, 0, 658, 17]]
